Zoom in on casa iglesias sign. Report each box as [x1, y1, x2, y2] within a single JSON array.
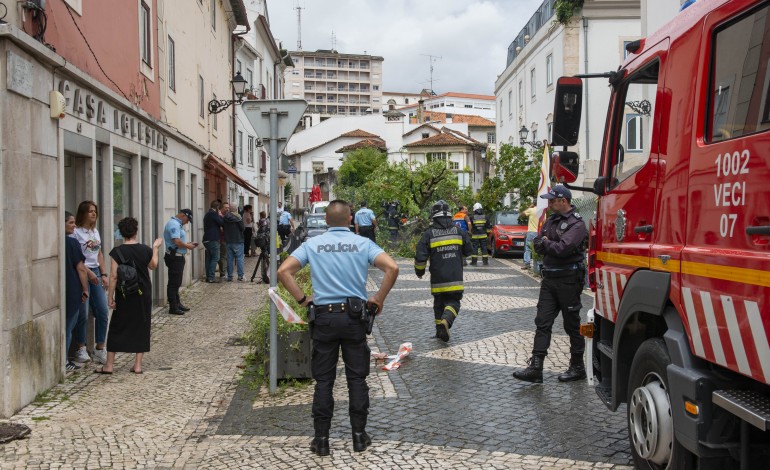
[[55, 78, 168, 152]]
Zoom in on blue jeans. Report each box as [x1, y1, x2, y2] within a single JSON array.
[[65, 299, 81, 354], [523, 231, 537, 265], [203, 240, 220, 280], [227, 243, 244, 279], [76, 267, 109, 345]]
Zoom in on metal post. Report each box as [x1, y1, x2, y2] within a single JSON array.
[[268, 108, 279, 395]]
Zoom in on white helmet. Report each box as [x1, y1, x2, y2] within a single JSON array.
[[473, 202, 482, 211]]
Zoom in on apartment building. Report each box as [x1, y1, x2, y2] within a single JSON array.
[[495, 0, 680, 185], [283, 50, 384, 127]]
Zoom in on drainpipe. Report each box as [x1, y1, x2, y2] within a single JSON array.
[[583, 16, 590, 160]]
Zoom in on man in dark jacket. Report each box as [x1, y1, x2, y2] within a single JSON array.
[[414, 200, 473, 342], [223, 203, 245, 281], [202, 201, 224, 283], [512, 185, 588, 383]]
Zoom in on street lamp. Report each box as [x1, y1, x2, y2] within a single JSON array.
[[518, 125, 544, 149], [207, 72, 249, 114]]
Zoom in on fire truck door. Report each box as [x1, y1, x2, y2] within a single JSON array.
[[594, 53, 666, 323], [682, 3, 770, 385]]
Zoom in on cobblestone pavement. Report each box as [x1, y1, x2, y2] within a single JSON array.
[[0, 255, 633, 469]]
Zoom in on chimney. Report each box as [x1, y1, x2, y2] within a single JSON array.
[[417, 99, 424, 124]]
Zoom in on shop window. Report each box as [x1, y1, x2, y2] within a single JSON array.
[[113, 162, 132, 244]]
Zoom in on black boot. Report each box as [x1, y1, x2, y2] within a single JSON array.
[[512, 356, 544, 383], [310, 419, 330, 456], [351, 415, 371, 452], [558, 355, 586, 382], [436, 319, 450, 342], [483, 258, 489, 265], [310, 436, 330, 456], [168, 304, 185, 315], [177, 304, 191, 312]]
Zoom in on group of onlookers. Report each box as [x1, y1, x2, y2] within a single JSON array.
[[202, 200, 271, 283], [64, 201, 161, 373]]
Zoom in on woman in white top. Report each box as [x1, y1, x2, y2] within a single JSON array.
[[72, 200, 111, 364]]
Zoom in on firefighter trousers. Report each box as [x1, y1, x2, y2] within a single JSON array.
[[471, 237, 489, 262], [433, 292, 463, 329], [532, 271, 584, 358]]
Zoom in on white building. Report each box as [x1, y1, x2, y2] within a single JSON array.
[[495, 0, 681, 185], [283, 49, 384, 128], [283, 113, 490, 208], [233, 2, 290, 214], [400, 92, 496, 122]]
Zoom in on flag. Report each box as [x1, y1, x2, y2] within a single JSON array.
[[536, 143, 551, 231], [268, 287, 306, 324]]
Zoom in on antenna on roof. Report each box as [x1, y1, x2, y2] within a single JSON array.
[[294, 1, 304, 51], [421, 54, 442, 95]]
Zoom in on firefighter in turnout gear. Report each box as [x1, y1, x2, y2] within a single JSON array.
[[469, 202, 491, 265], [414, 200, 473, 342], [512, 185, 588, 384]]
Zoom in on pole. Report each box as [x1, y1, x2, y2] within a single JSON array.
[[268, 108, 279, 395]]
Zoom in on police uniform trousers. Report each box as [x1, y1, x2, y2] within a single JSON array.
[[433, 292, 462, 328], [278, 224, 291, 244], [164, 253, 185, 308], [470, 236, 489, 262], [311, 310, 370, 432], [532, 270, 585, 357], [358, 226, 376, 244]]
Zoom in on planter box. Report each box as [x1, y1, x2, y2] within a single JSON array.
[[271, 330, 313, 379]]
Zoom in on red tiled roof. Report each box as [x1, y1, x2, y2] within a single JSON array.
[[451, 114, 495, 126], [403, 124, 441, 137], [340, 129, 380, 138], [335, 138, 387, 153], [403, 133, 474, 148]]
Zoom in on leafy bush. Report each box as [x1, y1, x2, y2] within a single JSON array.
[[241, 266, 311, 389]]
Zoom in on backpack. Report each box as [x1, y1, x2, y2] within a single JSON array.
[[115, 247, 142, 298]]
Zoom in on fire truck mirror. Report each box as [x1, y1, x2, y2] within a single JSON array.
[[551, 151, 580, 184], [552, 77, 583, 147]]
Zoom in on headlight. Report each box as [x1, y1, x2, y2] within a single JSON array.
[[498, 235, 509, 241]]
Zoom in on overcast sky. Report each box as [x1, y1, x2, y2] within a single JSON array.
[[265, 0, 545, 96]]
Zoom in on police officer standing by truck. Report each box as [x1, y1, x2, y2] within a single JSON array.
[[513, 185, 588, 384], [415, 200, 473, 342], [277, 200, 399, 457]]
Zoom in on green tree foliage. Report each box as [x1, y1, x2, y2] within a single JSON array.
[[492, 143, 541, 211], [338, 147, 388, 188], [555, 0, 584, 25]]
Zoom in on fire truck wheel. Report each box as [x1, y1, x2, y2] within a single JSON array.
[[627, 338, 694, 470]]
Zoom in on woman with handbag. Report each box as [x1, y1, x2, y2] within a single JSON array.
[[94, 217, 162, 374]]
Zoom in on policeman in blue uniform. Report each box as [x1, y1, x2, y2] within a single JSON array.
[[278, 200, 399, 457], [415, 200, 473, 341], [163, 209, 197, 315], [513, 185, 588, 383], [354, 201, 378, 244]]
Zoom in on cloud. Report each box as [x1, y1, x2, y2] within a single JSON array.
[[268, 0, 543, 94]]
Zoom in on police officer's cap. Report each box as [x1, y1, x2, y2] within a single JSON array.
[[540, 184, 572, 201], [431, 200, 451, 218]]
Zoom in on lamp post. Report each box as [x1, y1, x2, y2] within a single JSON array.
[[208, 72, 249, 114], [518, 125, 544, 149]]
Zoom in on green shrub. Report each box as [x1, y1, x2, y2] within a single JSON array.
[[241, 266, 311, 389]]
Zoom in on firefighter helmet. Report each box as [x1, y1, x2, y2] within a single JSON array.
[[431, 200, 451, 219]]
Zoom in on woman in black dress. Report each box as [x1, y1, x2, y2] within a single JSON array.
[[95, 217, 162, 374]]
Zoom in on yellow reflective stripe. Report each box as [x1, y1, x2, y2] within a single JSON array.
[[414, 263, 427, 269], [682, 260, 770, 287], [430, 239, 463, 248], [445, 306, 458, 317], [435, 319, 443, 324], [597, 250, 770, 287], [432, 285, 464, 293], [596, 251, 650, 268], [472, 235, 486, 239]]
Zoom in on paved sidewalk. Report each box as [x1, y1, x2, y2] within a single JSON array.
[[1, 255, 632, 469]]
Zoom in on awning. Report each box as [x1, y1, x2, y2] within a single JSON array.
[[204, 154, 259, 195]]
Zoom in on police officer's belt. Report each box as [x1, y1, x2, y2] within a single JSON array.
[[541, 264, 583, 278], [314, 302, 348, 313]]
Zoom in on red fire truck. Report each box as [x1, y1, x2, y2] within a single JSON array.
[[549, 1, 769, 468]]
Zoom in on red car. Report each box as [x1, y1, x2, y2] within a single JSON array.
[[487, 211, 527, 257]]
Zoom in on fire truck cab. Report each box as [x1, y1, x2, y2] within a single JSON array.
[[550, 0, 770, 468]]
